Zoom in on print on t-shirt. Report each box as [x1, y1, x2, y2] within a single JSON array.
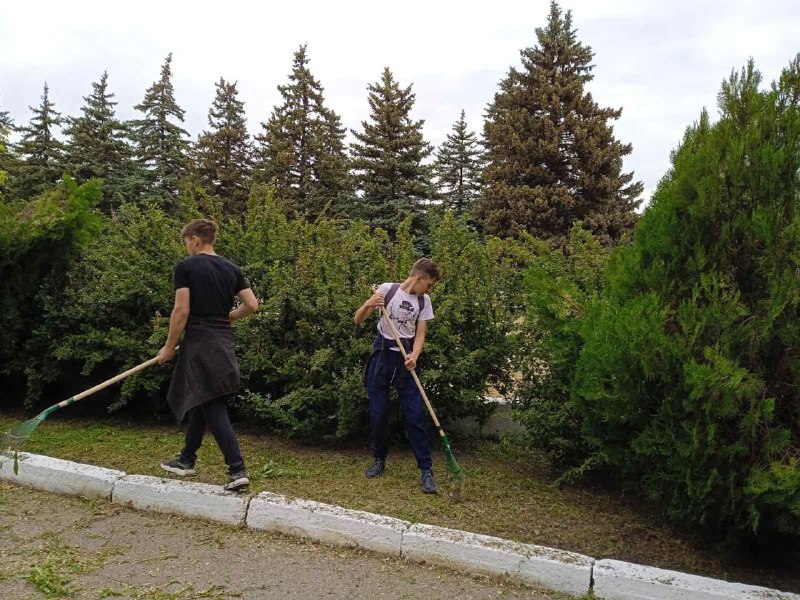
[[376, 282, 434, 343], [396, 299, 416, 327]]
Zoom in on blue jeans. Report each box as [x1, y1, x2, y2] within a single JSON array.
[[366, 349, 432, 470]]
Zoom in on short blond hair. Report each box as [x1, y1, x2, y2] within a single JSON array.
[[410, 258, 441, 280], [181, 219, 218, 244]]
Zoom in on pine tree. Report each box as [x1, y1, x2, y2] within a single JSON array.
[[64, 72, 134, 212], [132, 53, 190, 207], [477, 1, 642, 247], [0, 102, 14, 198], [194, 77, 252, 215], [254, 45, 350, 221], [350, 68, 433, 235], [11, 82, 66, 200], [433, 110, 483, 215]]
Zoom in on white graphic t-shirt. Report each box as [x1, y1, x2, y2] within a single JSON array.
[[376, 282, 434, 350]]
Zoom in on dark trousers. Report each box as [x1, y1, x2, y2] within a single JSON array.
[[366, 349, 432, 470], [180, 395, 245, 474]]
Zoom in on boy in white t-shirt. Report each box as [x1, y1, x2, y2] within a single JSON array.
[[354, 258, 441, 494]]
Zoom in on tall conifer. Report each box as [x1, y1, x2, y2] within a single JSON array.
[[478, 1, 642, 247], [132, 53, 190, 207], [194, 77, 252, 215], [433, 110, 483, 215], [254, 45, 350, 220], [64, 72, 134, 212], [12, 83, 65, 199], [350, 68, 433, 235]]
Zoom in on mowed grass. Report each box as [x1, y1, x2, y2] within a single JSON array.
[[2, 412, 798, 593]]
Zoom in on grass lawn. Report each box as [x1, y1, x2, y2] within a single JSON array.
[[2, 411, 798, 594]]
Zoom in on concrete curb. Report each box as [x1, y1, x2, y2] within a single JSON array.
[[402, 523, 593, 596], [112, 474, 248, 526], [593, 559, 800, 600], [4, 452, 800, 600], [0, 452, 124, 500], [247, 491, 409, 556]]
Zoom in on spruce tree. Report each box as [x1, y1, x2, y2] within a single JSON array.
[[11, 82, 66, 200], [433, 109, 483, 215], [350, 68, 433, 235], [254, 45, 350, 221], [477, 1, 642, 247], [64, 71, 134, 212], [132, 53, 190, 207], [194, 77, 252, 215], [0, 102, 14, 199]]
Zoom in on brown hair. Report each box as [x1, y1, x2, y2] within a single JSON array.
[[410, 258, 441, 280], [181, 219, 218, 244]]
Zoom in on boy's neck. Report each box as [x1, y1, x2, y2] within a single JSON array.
[[400, 277, 419, 295], [192, 245, 216, 256]]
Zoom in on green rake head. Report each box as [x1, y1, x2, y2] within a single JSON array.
[[440, 434, 466, 500], [3, 406, 57, 450]]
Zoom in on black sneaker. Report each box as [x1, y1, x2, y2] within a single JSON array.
[[160, 457, 196, 477], [223, 470, 250, 492], [420, 469, 438, 494], [364, 458, 386, 478]]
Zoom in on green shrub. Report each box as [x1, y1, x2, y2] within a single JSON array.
[[570, 58, 800, 539]]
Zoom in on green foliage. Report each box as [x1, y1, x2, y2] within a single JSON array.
[[194, 78, 253, 215], [433, 110, 483, 215], [566, 57, 800, 540], [350, 68, 434, 236], [132, 53, 190, 208], [477, 1, 641, 247], [10, 83, 66, 201], [254, 45, 351, 222], [0, 176, 101, 405], [514, 224, 609, 468], [63, 72, 135, 213], [6, 181, 523, 435]]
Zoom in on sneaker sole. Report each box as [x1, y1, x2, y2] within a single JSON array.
[[223, 477, 250, 492], [161, 464, 196, 477]]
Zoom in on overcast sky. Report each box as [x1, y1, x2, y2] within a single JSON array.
[[2, 0, 799, 205]]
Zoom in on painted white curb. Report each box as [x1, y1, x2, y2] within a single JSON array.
[[112, 474, 248, 526], [593, 559, 800, 600], [0, 452, 124, 499], [246, 491, 409, 556], [402, 523, 593, 596]]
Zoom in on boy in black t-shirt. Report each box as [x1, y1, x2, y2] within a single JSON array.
[[157, 219, 258, 492]]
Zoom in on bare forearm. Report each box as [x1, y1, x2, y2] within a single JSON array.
[[411, 331, 426, 359], [165, 308, 189, 348], [229, 304, 255, 323], [354, 303, 375, 325]]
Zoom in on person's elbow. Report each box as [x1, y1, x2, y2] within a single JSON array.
[[172, 304, 190, 319], [244, 296, 259, 316]]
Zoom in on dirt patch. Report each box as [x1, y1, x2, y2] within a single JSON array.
[[0, 482, 568, 599]]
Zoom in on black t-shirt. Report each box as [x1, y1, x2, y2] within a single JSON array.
[[173, 254, 250, 318]]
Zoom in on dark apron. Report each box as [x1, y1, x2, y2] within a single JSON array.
[[363, 334, 415, 389], [167, 316, 240, 423]]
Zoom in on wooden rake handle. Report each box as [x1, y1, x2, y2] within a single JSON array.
[[58, 349, 175, 408], [378, 305, 445, 435]]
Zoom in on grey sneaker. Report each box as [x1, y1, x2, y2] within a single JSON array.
[[223, 470, 250, 492], [160, 457, 196, 477], [364, 458, 386, 478], [420, 469, 438, 494]]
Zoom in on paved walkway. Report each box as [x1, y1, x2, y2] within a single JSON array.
[[0, 483, 565, 599]]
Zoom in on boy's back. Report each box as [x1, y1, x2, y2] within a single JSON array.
[[173, 254, 249, 319]]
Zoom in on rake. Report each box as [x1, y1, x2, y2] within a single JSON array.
[[3, 353, 165, 471], [379, 305, 465, 499]]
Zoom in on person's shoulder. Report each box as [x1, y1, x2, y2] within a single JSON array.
[[213, 254, 242, 269], [378, 282, 395, 293]]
